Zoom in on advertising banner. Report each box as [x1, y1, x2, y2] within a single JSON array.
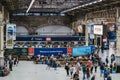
[[67, 47, 72, 55], [77, 25, 83, 33], [34, 48, 67, 56], [6, 24, 14, 49], [72, 46, 92, 56], [94, 25, 103, 35], [28, 48, 34, 55]]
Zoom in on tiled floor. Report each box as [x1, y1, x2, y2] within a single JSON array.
[[0, 61, 119, 80]]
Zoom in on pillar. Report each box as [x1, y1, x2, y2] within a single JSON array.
[[0, 5, 4, 67], [115, 7, 120, 73], [0, 24, 4, 57], [85, 14, 89, 46]]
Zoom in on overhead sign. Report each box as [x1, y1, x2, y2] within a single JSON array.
[[16, 37, 85, 41], [46, 37, 51, 41], [94, 25, 103, 35]]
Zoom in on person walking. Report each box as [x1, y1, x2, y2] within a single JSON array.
[[75, 61, 81, 74], [105, 56, 109, 65], [94, 61, 98, 73], [13, 58, 17, 66], [65, 62, 70, 76], [9, 59, 13, 71], [100, 63, 105, 77], [86, 65, 90, 80], [53, 59, 57, 70], [82, 63, 86, 80], [70, 64, 74, 79], [90, 64, 93, 74], [46, 58, 50, 70], [104, 67, 110, 80]]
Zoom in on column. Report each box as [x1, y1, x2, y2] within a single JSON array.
[[0, 24, 4, 57], [116, 7, 120, 73], [0, 5, 4, 67], [85, 14, 89, 46], [85, 24, 89, 46]]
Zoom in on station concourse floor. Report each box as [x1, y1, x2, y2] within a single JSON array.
[[0, 60, 120, 80], [0, 50, 119, 80]]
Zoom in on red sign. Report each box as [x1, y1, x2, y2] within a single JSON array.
[[67, 47, 72, 55], [28, 48, 34, 55], [46, 37, 51, 41]]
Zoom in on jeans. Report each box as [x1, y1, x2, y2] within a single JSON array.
[[83, 72, 86, 80]]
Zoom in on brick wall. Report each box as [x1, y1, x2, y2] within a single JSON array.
[[11, 16, 71, 33]]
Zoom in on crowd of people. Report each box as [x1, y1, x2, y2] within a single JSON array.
[[30, 50, 117, 80], [64, 53, 116, 80], [1, 46, 117, 80], [32, 51, 116, 80]]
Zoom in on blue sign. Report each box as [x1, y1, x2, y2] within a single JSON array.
[[34, 48, 67, 56], [72, 46, 92, 56], [15, 36, 85, 41], [8, 26, 13, 35]]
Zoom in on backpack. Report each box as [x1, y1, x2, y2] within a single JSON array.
[[107, 76, 112, 80]]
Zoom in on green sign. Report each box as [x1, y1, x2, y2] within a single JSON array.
[[4, 48, 28, 56]]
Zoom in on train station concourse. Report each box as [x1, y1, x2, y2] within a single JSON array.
[[0, 0, 120, 80]]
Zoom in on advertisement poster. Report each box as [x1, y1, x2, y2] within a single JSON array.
[[72, 46, 92, 56], [77, 25, 83, 33], [67, 47, 72, 55], [6, 24, 14, 49], [28, 48, 34, 55], [94, 25, 103, 35]]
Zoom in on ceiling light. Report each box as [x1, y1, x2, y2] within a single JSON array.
[[26, 0, 35, 13], [61, 0, 103, 13]]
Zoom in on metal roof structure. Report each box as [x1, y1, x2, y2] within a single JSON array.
[[0, 0, 120, 14]]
